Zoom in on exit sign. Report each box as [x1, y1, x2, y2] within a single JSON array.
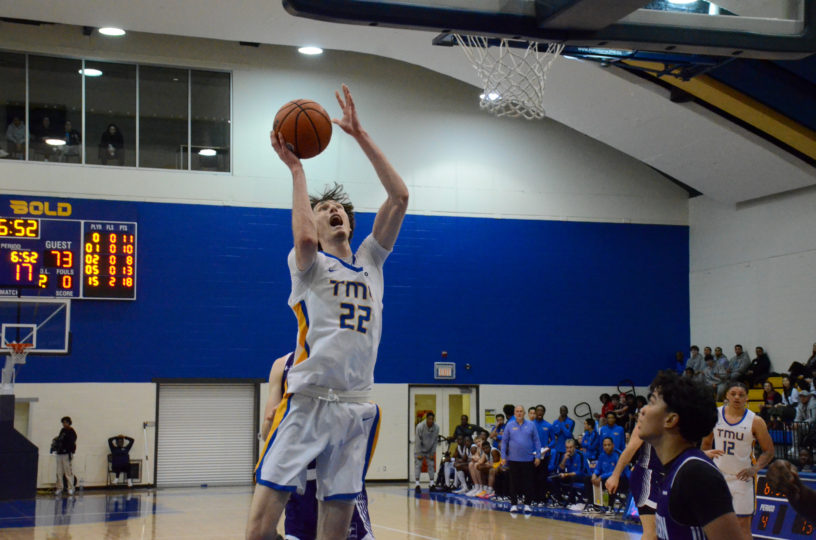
[[434, 362, 455, 380]]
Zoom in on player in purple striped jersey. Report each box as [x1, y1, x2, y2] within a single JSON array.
[[638, 370, 746, 540]]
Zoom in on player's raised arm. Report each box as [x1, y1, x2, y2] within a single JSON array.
[[333, 84, 409, 250], [270, 131, 317, 271]]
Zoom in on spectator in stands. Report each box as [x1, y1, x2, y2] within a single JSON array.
[[583, 437, 623, 514], [683, 368, 695, 378], [794, 390, 816, 424], [622, 394, 639, 432], [581, 418, 600, 461], [772, 375, 800, 423], [552, 438, 590, 510], [633, 395, 647, 419], [468, 441, 495, 497], [743, 346, 771, 388], [686, 345, 705, 378], [608, 394, 622, 418], [759, 381, 782, 422], [500, 404, 540, 513], [414, 412, 439, 493], [788, 342, 816, 383], [702, 355, 721, 396], [600, 411, 625, 452], [450, 415, 480, 442], [597, 393, 612, 420], [108, 434, 134, 487], [703, 346, 712, 358], [489, 413, 506, 449], [5, 116, 26, 159], [726, 344, 751, 383], [796, 448, 814, 473], [674, 350, 685, 373], [550, 405, 576, 469], [32, 116, 59, 158], [99, 123, 125, 165], [452, 435, 471, 493]]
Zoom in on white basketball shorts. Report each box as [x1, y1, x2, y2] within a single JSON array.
[[725, 474, 756, 516]]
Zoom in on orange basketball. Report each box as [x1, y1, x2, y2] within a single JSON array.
[[273, 99, 333, 159]]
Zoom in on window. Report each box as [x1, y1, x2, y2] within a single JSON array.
[[85, 61, 136, 167], [0, 53, 26, 160], [191, 70, 230, 172], [28, 55, 82, 163], [139, 66, 188, 169]]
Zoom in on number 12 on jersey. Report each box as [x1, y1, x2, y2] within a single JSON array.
[[722, 441, 735, 455]]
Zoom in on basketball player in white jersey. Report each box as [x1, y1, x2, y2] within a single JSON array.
[[247, 84, 409, 540], [701, 381, 775, 538]]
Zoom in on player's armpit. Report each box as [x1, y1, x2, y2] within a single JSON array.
[[702, 513, 749, 540]]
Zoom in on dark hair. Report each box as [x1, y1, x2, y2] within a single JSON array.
[[704, 354, 714, 362], [725, 381, 748, 394], [496, 413, 504, 420], [61, 416, 72, 425], [503, 404, 515, 418], [611, 394, 620, 401], [600, 393, 610, 402], [309, 182, 355, 243], [690, 345, 699, 352], [606, 411, 616, 419], [602, 436, 614, 444], [426, 412, 435, 419], [735, 344, 743, 349], [585, 418, 596, 429], [650, 370, 717, 444], [528, 407, 536, 413], [535, 404, 545, 414], [636, 395, 647, 407]]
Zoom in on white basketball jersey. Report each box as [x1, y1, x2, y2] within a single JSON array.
[[286, 234, 389, 393], [712, 406, 756, 475]]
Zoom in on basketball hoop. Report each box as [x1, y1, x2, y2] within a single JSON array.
[[1, 342, 32, 395], [452, 34, 565, 120]]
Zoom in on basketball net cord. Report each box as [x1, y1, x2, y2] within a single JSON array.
[[453, 34, 565, 120]]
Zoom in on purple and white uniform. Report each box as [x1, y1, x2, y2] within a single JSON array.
[[630, 441, 662, 510]]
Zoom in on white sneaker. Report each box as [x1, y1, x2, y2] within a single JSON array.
[[127, 479, 133, 488], [523, 505, 533, 513], [454, 486, 469, 494], [68, 488, 75, 496], [509, 505, 519, 513], [466, 486, 481, 496], [568, 503, 585, 511], [54, 489, 62, 496]]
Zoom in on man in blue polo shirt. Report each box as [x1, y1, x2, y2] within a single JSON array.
[[599, 411, 625, 452], [550, 405, 576, 471], [551, 438, 589, 510], [583, 437, 624, 514], [500, 404, 541, 513]]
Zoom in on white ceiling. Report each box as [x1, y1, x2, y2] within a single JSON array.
[[1, 0, 814, 204]]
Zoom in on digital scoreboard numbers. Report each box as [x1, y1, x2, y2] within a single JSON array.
[[0, 217, 136, 300], [82, 223, 136, 299], [753, 473, 816, 539]]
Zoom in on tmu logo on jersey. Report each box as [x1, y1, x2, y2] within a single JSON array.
[[716, 428, 745, 441]]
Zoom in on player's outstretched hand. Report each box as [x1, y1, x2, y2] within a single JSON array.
[[704, 449, 725, 460], [767, 460, 802, 501], [333, 84, 363, 137], [269, 131, 301, 171], [605, 474, 619, 494]]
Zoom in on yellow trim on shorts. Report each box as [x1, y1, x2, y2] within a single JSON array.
[[292, 302, 310, 366], [366, 404, 382, 470], [254, 393, 292, 473]]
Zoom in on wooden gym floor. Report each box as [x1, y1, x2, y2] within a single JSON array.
[[0, 484, 643, 539]]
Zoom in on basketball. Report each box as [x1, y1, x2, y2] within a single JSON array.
[[273, 99, 333, 159]]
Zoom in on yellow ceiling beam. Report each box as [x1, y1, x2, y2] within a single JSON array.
[[622, 59, 816, 160]]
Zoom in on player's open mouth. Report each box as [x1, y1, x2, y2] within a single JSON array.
[[330, 215, 343, 227]]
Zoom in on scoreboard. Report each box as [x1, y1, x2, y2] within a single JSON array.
[[0, 198, 137, 300], [753, 471, 816, 539]]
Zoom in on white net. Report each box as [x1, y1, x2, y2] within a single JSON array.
[[453, 34, 565, 120]]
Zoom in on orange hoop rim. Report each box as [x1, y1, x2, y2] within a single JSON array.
[[5, 342, 33, 354]]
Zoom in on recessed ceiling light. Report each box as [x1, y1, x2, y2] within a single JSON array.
[[198, 148, 217, 157], [298, 46, 323, 55], [45, 138, 67, 146], [99, 27, 126, 37], [78, 68, 103, 77]]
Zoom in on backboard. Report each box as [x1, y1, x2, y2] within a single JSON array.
[[0, 298, 71, 354], [283, 0, 816, 59]]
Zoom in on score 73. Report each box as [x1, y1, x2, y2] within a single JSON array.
[[339, 303, 371, 334]]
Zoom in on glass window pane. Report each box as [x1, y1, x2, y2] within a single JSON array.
[[139, 66, 188, 169], [28, 55, 82, 163], [84, 60, 136, 167], [0, 52, 26, 160], [191, 70, 230, 172]]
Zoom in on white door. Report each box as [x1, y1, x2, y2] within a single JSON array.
[[157, 383, 256, 487], [408, 386, 478, 483]]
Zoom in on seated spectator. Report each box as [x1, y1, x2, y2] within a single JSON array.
[[685, 345, 705, 378], [551, 438, 589, 510], [788, 342, 816, 383], [674, 350, 685, 373], [61, 120, 81, 161], [487, 446, 508, 501], [451, 435, 472, 493], [596, 393, 612, 420], [703, 346, 712, 358], [621, 394, 638, 432], [796, 448, 814, 473], [726, 344, 751, 382], [108, 434, 135, 487], [770, 375, 800, 422], [713, 346, 729, 369], [607, 394, 620, 419], [794, 390, 816, 424], [489, 413, 506, 449], [743, 346, 771, 388], [5, 116, 26, 159], [582, 437, 625, 514], [683, 367, 695, 378], [580, 418, 600, 461], [702, 355, 721, 396], [31, 116, 60, 160], [759, 381, 782, 422], [468, 441, 494, 497], [599, 412, 625, 452], [99, 123, 125, 165]]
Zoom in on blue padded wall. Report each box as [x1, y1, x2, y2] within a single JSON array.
[[12, 197, 689, 386]]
